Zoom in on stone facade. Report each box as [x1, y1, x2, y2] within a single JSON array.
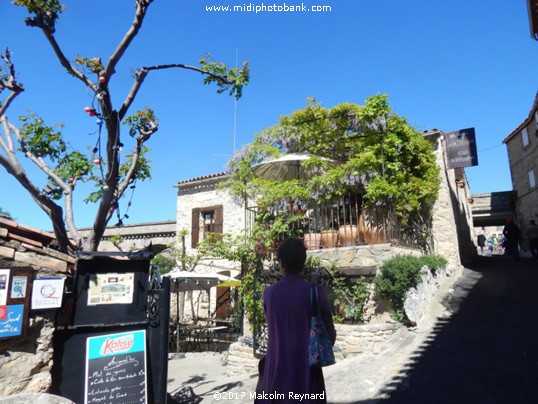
[[503, 92, 538, 246], [426, 131, 475, 268]]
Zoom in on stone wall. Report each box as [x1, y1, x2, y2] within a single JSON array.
[[307, 244, 422, 275], [505, 117, 538, 246], [0, 314, 56, 396], [427, 131, 475, 268], [0, 218, 74, 397], [225, 322, 402, 376]]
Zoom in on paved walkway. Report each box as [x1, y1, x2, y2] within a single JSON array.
[[167, 254, 538, 403], [379, 254, 538, 404]]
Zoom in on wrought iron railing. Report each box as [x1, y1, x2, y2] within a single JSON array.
[[246, 193, 427, 250]]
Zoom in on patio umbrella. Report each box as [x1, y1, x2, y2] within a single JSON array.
[[216, 274, 241, 288], [251, 153, 338, 181]]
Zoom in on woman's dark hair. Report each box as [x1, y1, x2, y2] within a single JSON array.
[[276, 237, 307, 275]]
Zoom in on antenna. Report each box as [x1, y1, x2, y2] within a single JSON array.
[[233, 48, 238, 154]]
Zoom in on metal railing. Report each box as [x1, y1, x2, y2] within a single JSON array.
[[246, 193, 426, 250]]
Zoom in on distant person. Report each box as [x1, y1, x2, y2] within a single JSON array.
[[526, 220, 538, 261], [255, 238, 336, 403], [503, 218, 521, 261], [487, 235, 494, 254], [477, 233, 487, 255]]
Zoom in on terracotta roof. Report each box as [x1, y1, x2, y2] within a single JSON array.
[[0, 217, 74, 273], [503, 91, 538, 143], [175, 172, 227, 186]]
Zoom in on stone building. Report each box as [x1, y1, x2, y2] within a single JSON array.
[[503, 91, 538, 246], [175, 130, 477, 284]]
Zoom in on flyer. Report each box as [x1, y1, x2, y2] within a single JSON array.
[[87, 273, 134, 305], [31, 278, 65, 309], [0, 269, 10, 306], [10, 276, 28, 299]]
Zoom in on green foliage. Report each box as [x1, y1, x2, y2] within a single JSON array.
[[19, 116, 66, 160], [239, 271, 266, 335], [199, 54, 250, 100], [417, 254, 447, 274], [123, 107, 159, 138], [330, 272, 370, 324], [222, 94, 440, 231], [0, 207, 12, 218], [151, 254, 176, 275], [74, 56, 104, 74], [374, 254, 447, 323], [13, 0, 64, 15]]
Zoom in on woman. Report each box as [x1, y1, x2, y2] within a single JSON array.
[[256, 238, 336, 403]]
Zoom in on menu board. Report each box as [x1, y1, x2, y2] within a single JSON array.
[[85, 329, 147, 404]]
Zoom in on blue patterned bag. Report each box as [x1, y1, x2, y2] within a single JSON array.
[[308, 285, 335, 367]]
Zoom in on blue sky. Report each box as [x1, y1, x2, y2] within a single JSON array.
[[1, 0, 538, 230]]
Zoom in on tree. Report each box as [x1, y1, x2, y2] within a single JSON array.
[[223, 95, 439, 239], [0, 1, 249, 254]]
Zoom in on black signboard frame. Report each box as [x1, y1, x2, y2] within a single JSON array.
[[51, 325, 147, 404], [73, 254, 150, 327]]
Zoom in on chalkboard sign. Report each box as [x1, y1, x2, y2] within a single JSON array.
[[85, 329, 147, 404], [445, 128, 479, 169]]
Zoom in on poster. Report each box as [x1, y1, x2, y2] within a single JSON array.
[[31, 278, 65, 309], [85, 330, 147, 404], [11, 276, 28, 299], [87, 273, 134, 306], [0, 269, 10, 305], [0, 304, 24, 338]]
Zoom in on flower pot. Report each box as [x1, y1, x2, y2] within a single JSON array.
[[304, 233, 322, 250], [339, 225, 358, 246], [320, 230, 339, 248]]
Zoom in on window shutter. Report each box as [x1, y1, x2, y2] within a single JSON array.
[[191, 208, 200, 248], [214, 205, 223, 234]]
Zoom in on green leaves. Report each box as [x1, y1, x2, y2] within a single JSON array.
[[123, 107, 159, 139], [223, 94, 440, 230], [13, 0, 64, 15], [199, 54, 249, 100], [19, 116, 66, 160]]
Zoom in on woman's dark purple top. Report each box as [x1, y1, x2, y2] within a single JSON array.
[[256, 275, 336, 403]]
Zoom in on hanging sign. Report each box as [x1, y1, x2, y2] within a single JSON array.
[[0, 304, 24, 338], [445, 128, 479, 169], [85, 330, 147, 404], [31, 278, 65, 309]]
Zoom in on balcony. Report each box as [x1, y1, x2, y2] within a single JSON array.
[[246, 193, 423, 252]]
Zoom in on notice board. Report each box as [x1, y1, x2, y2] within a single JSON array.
[[0, 267, 33, 339], [85, 329, 147, 404], [73, 255, 150, 326]]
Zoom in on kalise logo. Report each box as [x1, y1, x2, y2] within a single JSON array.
[[100, 334, 134, 355]]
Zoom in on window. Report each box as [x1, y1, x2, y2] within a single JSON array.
[[522, 127, 530, 148], [529, 170, 536, 189], [191, 205, 223, 247]]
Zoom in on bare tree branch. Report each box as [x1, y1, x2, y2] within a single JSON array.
[[119, 64, 230, 120], [104, 0, 154, 80]]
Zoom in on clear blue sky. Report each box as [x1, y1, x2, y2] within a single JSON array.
[[1, 1, 538, 230]]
